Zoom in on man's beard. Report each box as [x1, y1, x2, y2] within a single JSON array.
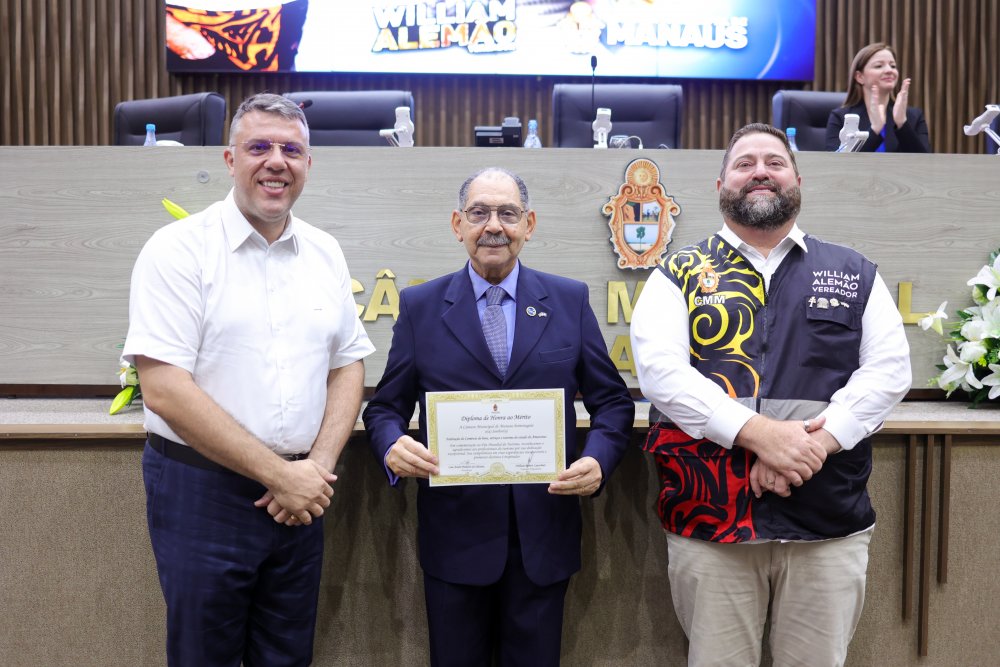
[[718, 179, 801, 230]]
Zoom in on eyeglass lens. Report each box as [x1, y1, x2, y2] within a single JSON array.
[[464, 205, 523, 225], [243, 140, 306, 158]]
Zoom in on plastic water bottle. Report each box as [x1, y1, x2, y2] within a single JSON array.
[[523, 119, 542, 148], [143, 123, 157, 147], [786, 127, 799, 152]]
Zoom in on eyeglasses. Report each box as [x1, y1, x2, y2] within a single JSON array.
[[234, 139, 308, 159], [462, 205, 525, 225]]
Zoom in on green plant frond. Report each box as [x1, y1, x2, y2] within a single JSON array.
[[969, 387, 990, 408], [109, 386, 137, 415], [162, 198, 191, 220]]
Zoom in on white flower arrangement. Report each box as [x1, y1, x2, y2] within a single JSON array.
[[110, 358, 141, 415], [920, 248, 1000, 406]]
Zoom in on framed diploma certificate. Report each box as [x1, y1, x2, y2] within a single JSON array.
[[426, 388, 565, 486]]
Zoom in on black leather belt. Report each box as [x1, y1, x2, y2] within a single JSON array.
[[147, 432, 307, 473]]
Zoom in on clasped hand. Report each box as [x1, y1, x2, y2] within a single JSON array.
[[737, 414, 829, 496], [254, 458, 336, 526], [750, 417, 840, 498]]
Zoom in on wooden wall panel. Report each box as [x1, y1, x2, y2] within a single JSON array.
[[1, 0, 998, 153], [3, 147, 998, 388]]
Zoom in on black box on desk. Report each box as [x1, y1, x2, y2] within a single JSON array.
[[474, 117, 522, 147]]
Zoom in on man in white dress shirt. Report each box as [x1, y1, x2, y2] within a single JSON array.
[[123, 92, 374, 666], [630, 123, 910, 667]]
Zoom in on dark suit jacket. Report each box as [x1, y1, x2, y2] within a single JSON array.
[[362, 263, 634, 587], [825, 101, 931, 152]]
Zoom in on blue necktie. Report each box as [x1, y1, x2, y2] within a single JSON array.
[[482, 286, 508, 377]]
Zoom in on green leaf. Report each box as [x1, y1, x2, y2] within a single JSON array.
[[109, 385, 137, 415], [970, 388, 990, 408], [162, 198, 190, 220]]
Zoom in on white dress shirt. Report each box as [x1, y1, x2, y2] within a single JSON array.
[[631, 223, 911, 451], [124, 190, 375, 455]]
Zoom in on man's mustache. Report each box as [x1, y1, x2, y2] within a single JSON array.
[[741, 179, 778, 195], [477, 232, 510, 247]]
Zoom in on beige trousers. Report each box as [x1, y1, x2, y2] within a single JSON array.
[[666, 530, 872, 667]]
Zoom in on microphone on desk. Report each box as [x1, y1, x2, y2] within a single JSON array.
[[963, 104, 999, 135], [590, 55, 598, 126], [297, 99, 313, 110], [964, 105, 1000, 154], [836, 113, 869, 152], [592, 108, 612, 149], [381, 106, 414, 147]]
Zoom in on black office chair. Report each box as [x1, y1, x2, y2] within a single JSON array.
[[771, 90, 845, 151], [283, 91, 415, 146], [113, 92, 226, 146], [551, 84, 683, 149]]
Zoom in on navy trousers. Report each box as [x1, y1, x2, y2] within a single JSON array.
[[143, 442, 325, 667], [422, 498, 570, 667]]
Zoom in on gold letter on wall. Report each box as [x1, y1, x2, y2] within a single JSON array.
[[608, 335, 636, 376], [607, 281, 645, 324], [363, 269, 401, 322]]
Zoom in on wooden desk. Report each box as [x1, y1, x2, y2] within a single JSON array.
[[2, 399, 998, 663]]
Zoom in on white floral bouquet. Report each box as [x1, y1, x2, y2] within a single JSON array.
[[920, 248, 1000, 406], [110, 358, 141, 415]]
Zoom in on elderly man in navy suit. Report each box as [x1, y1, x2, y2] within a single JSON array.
[[363, 167, 634, 666]]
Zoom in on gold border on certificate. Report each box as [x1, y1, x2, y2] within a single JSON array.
[[426, 388, 566, 486]]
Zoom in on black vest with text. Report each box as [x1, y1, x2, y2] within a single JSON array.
[[644, 234, 878, 542]]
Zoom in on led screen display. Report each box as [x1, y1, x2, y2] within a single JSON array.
[[166, 1, 816, 81]]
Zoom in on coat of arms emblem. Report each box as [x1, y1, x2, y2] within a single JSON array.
[[601, 158, 681, 269], [697, 265, 720, 294]]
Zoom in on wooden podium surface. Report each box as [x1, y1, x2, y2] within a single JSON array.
[[3, 399, 1000, 438]]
